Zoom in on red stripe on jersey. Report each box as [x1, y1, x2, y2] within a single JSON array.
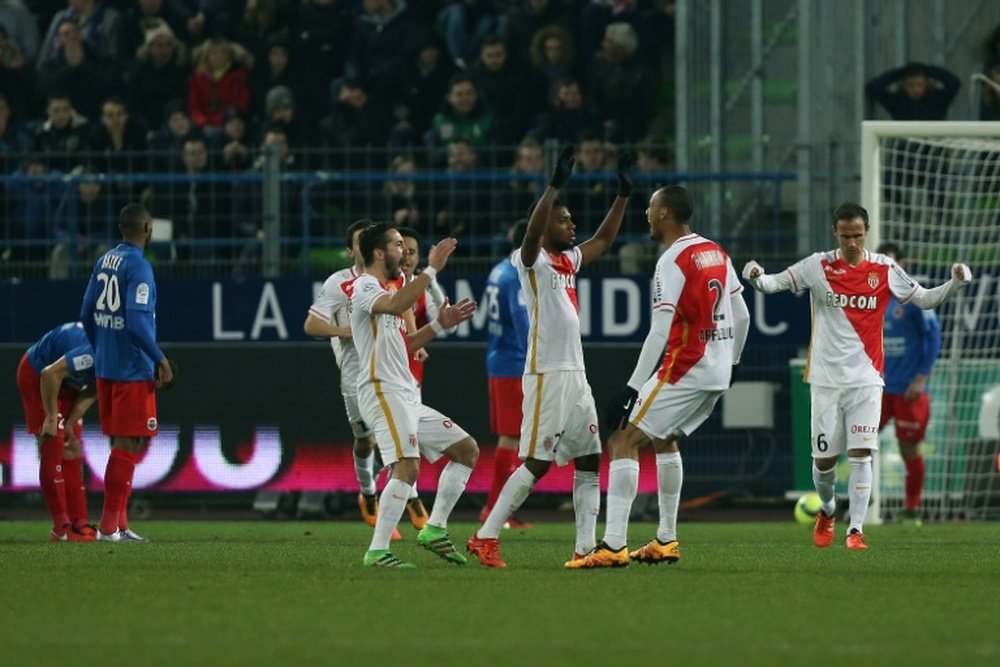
[[413, 290, 428, 328], [821, 257, 889, 373], [339, 275, 359, 298], [550, 251, 579, 312], [656, 241, 730, 384]]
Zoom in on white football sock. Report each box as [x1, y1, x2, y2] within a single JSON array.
[[655, 451, 683, 543], [848, 455, 873, 534], [368, 478, 409, 551], [603, 459, 639, 551], [427, 462, 472, 529], [354, 452, 376, 496], [812, 462, 837, 516], [479, 465, 536, 539], [573, 470, 600, 556]]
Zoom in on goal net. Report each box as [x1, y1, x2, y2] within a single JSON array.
[[861, 121, 1000, 522]]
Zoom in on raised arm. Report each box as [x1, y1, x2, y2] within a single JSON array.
[[521, 145, 575, 267], [902, 263, 972, 309], [579, 152, 632, 266], [370, 238, 459, 316]]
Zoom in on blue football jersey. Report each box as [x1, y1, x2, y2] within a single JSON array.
[[486, 257, 529, 378], [26, 321, 96, 389], [80, 242, 163, 381], [883, 296, 942, 394]]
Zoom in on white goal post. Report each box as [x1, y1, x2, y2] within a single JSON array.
[[861, 121, 1000, 523]]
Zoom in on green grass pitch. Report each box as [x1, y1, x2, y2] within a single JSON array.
[[2, 519, 999, 667]]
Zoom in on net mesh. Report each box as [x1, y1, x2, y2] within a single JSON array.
[[874, 134, 1000, 521]]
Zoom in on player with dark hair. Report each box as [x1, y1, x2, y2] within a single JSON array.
[[743, 203, 970, 549], [567, 186, 749, 568], [352, 223, 478, 568], [480, 219, 532, 526], [467, 145, 632, 568], [16, 321, 98, 541], [876, 243, 942, 524], [80, 203, 173, 542]]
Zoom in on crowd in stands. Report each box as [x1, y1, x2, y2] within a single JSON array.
[[0, 0, 680, 275]]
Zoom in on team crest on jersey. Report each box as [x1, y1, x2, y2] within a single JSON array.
[[136, 283, 150, 304], [543, 435, 555, 451], [72, 354, 94, 371], [867, 272, 879, 289], [147, 417, 158, 431]]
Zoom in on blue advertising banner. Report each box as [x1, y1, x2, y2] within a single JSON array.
[[0, 274, 825, 345]]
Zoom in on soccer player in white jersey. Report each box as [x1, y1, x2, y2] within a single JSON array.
[[568, 185, 750, 568], [351, 222, 478, 568], [742, 202, 971, 550], [466, 145, 633, 568]]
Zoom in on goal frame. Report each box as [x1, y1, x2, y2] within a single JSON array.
[[860, 120, 1000, 523]]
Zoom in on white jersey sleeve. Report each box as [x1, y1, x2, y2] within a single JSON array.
[[350, 274, 417, 393]]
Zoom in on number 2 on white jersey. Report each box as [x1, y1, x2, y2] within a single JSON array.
[[95, 273, 121, 312], [707, 278, 725, 322]]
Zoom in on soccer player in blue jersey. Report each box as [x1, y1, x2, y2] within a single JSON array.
[[80, 203, 173, 542], [16, 322, 98, 541], [877, 243, 942, 523], [480, 220, 532, 525]]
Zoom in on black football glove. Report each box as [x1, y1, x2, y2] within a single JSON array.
[[604, 387, 639, 431], [548, 144, 576, 189], [616, 151, 634, 197]]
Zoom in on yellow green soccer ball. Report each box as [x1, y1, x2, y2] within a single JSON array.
[[794, 492, 823, 525]]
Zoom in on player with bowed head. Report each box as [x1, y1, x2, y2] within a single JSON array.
[[466, 145, 633, 568], [80, 203, 174, 542], [351, 223, 478, 568], [16, 322, 99, 541], [567, 185, 750, 568], [743, 203, 970, 549]]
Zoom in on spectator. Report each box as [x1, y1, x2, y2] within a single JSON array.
[[527, 76, 601, 143], [37, 18, 123, 120], [5, 155, 71, 267], [187, 37, 251, 132], [865, 61, 960, 120], [118, 0, 189, 60], [470, 33, 538, 144], [234, 0, 292, 60], [87, 95, 148, 208], [346, 0, 422, 103], [0, 24, 34, 121], [580, 0, 641, 60], [0, 0, 40, 63], [249, 33, 304, 131], [319, 77, 389, 154], [565, 131, 614, 231], [386, 31, 457, 147], [0, 91, 30, 172], [381, 153, 425, 229], [290, 0, 353, 117], [49, 169, 117, 278], [619, 140, 674, 274], [38, 0, 121, 68], [261, 84, 306, 148], [214, 106, 252, 171], [148, 98, 201, 171], [503, 0, 577, 69], [429, 72, 495, 149], [978, 60, 1000, 121], [433, 138, 490, 244], [493, 137, 543, 227], [124, 19, 189, 131], [30, 92, 89, 173], [529, 24, 577, 99], [588, 21, 650, 142], [435, 0, 505, 69]]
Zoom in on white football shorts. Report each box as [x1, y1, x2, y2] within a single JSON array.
[[810, 384, 882, 457], [629, 378, 724, 441], [358, 384, 470, 466], [519, 370, 601, 465]]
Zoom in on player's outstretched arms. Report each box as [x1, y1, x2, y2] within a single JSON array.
[[378, 238, 458, 316], [906, 262, 972, 309], [741, 260, 796, 293], [521, 145, 575, 267], [580, 151, 633, 266]]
